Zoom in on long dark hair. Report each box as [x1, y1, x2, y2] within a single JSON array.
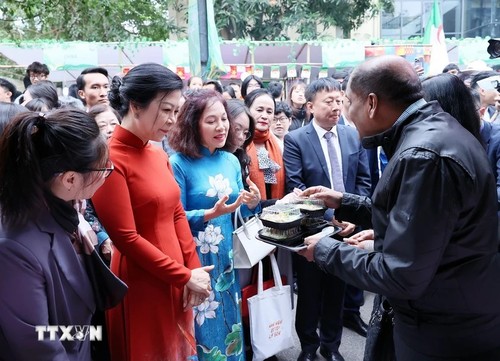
[[0, 109, 107, 228], [224, 99, 255, 181], [241, 75, 263, 98], [108, 63, 183, 118], [422, 73, 481, 141], [169, 90, 227, 159]]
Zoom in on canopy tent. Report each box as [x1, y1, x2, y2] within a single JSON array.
[[0, 38, 495, 84]]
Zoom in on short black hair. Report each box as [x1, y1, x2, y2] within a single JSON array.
[[349, 60, 424, 108], [0, 78, 17, 102], [305, 78, 342, 102], [442, 63, 460, 73], [203, 79, 223, 93], [275, 101, 292, 118], [222, 85, 236, 98], [68, 83, 79, 98], [26, 62, 50, 76], [76, 67, 109, 91], [469, 71, 499, 90], [267, 81, 283, 99]]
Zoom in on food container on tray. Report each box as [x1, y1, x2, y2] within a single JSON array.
[[291, 198, 328, 218], [301, 218, 330, 234], [258, 204, 304, 230], [258, 228, 305, 247]]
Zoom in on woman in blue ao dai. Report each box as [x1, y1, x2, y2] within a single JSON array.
[[169, 90, 261, 361]]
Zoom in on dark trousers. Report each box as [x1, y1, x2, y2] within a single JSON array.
[[343, 284, 364, 316], [294, 253, 346, 353], [393, 312, 500, 361]]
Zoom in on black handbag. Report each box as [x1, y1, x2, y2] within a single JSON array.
[[364, 294, 396, 361], [77, 215, 128, 311], [83, 249, 128, 311]]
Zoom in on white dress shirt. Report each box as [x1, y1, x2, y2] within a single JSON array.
[[312, 119, 343, 190]]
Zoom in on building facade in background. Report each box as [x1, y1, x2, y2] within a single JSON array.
[[381, 0, 499, 39]]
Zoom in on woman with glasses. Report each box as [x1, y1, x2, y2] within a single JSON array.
[[92, 63, 212, 361], [168, 90, 261, 361], [0, 109, 109, 360]]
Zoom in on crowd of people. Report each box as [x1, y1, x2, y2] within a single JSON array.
[[0, 55, 500, 361]]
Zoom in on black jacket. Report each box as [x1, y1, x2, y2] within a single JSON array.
[[315, 101, 500, 320]]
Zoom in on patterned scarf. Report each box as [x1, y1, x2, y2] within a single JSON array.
[[247, 129, 286, 200]]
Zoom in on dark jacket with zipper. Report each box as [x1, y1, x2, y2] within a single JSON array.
[[315, 101, 500, 326]]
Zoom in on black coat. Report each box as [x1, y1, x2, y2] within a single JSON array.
[[315, 101, 500, 322]]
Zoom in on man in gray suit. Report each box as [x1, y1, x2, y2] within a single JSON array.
[[283, 78, 371, 361]]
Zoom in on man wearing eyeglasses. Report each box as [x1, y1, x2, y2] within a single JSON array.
[[470, 71, 500, 123], [24, 61, 50, 89], [271, 101, 292, 151]]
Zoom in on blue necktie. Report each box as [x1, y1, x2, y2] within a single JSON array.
[[324, 131, 345, 192], [379, 148, 388, 174]]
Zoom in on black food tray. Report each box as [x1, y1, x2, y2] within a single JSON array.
[[258, 214, 305, 230], [256, 236, 308, 252], [257, 229, 305, 247], [301, 218, 330, 234], [257, 224, 342, 251]]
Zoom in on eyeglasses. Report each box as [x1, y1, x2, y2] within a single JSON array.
[[81, 159, 114, 178], [478, 76, 500, 91], [233, 128, 252, 140], [272, 117, 290, 124], [29, 73, 47, 81]]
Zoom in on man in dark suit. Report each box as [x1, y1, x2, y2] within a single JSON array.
[[283, 78, 371, 361]]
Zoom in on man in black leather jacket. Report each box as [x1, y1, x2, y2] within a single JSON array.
[[299, 55, 500, 360]]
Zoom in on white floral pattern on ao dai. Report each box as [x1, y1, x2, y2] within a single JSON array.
[[206, 174, 233, 199], [170, 148, 254, 360], [195, 224, 223, 254], [194, 291, 220, 326]]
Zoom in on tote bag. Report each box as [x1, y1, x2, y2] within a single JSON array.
[[233, 207, 275, 269], [247, 254, 294, 360]]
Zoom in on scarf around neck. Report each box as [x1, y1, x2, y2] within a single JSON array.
[[247, 129, 286, 200]]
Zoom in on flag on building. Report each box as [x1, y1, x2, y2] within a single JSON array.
[[423, 0, 449, 75]]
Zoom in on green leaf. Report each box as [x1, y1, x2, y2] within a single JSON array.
[[225, 323, 243, 356], [196, 345, 228, 361], [215, 264, 235, 292]]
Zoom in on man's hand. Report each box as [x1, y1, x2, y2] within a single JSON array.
[[100, 239, 113, 261], [301, 186, 343, 209], [345, 229, 375, 251], [297, 233, 322, 262], [332, 218, 356, 237]]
